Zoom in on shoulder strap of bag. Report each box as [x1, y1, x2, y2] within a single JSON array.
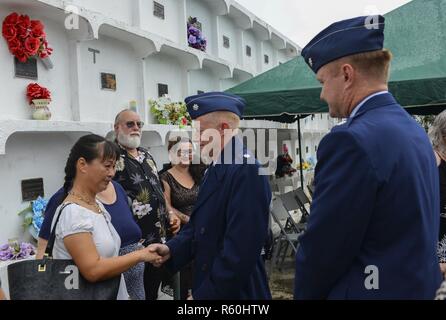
[[44, 203, 73, 258]]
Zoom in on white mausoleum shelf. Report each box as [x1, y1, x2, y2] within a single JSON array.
[[200, 0, 296, 52], [32, 0, 297, 76], [0, 120, 191, 155]]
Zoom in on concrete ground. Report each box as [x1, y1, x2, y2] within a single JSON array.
[[267, 254, 295, 300]]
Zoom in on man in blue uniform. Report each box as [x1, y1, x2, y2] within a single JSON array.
[[295, 15, 442, 299], [149, 92, 272, 300]]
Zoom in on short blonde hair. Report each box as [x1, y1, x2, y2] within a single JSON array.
[[206, 111, 240, 129], [344, 49, 393, 82]]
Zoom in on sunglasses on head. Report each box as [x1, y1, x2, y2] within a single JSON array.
[[125, 121, 144, 129]]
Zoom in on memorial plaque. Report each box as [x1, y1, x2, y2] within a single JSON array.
[[101, 73, 117, 91], [21, 178, 44, 202], [14, 57, 38, 80], [158, 83, 168, 97]]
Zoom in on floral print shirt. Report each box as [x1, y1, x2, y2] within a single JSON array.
[[114, 145, 168, 244]]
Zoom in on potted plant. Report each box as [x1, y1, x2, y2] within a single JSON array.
[[26, 83, 52, 120]]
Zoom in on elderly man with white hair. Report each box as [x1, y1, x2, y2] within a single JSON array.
[[113, 109, 180, 300]]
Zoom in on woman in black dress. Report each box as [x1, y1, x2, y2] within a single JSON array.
[[160, 137, 206, 299]]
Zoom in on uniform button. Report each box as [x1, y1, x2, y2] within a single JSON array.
[[202, 264, 208, 272], [200, 227, 205, 235]]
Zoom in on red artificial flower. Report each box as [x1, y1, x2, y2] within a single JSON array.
[[3, 13, 19, 27], [13, 47, 29, 63], [3, 13, 53, 61], [39, 39, 53, 58], [24, 36, 40, 56], [16, 15, 31, 39], [30, 20, 45, 38], [16, 26, 29, 39], [17, 15, 31, 29], [182, 117, 188, 126], [26, 83, 51, 104], [2, 24, 17, 41], [7, 38, 21, 51]]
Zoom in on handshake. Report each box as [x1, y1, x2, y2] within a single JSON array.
[[138, 243, 171, 268]]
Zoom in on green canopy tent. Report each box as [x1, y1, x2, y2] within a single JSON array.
[[228, 0, 446, 119], [227, 0, 446, 187]]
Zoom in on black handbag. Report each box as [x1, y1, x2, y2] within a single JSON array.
[[8, 203, 121, 300]]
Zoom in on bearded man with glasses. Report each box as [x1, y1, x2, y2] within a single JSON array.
[[113, 109, 180, 300]]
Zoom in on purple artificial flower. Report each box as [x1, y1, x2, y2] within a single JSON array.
[[187, 17, 206, 52], [188, 26, 199, 36], [0, 242, 35, 261], [20, 242, 35, 258], [0, 244, 13, 261], [188, 35, 197, 45]]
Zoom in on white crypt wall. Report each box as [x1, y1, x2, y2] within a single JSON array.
[[242, 30, 257, 75], [0, 133, 81, 243], [0, 9, 73, 121], [67, 0, 135, 26], [217, 15, 241, 65], [144, 53, 188, 104], [78, 36, 140, 122], [187, 67, 220, 96], [138, 0, 184, 44]]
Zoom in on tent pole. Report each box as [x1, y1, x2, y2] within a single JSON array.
[[297, 115, 304, 189]]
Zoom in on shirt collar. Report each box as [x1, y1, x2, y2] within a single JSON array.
[[349, 91, 388, 119]]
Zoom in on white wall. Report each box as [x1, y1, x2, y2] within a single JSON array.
[[0, 133, 77, 244], [70, 0, 134, 25], [220, 78, 241, 91], [217, 16, 241, 64], [139, 0, 182, 44], [186, 0, 216, 56], [277, 49, 289, 65], [78, 36, 140, 122], [144, 53, 186, 102], [261, 41, 275, 73], [187, 67, 219, 95], [242, 30, 257, 75], [0, 9, 73, 121]]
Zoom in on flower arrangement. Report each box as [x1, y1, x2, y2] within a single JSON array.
[[18, 196, 48, 241], [297, 161, 313, 171], [26, 83, 52, 119], [187, 17, 206, 52], [149, 95, 191, 127], [2, 12, 53, 62], [26, 83, 51, 105], [0, 240, 35, 261]]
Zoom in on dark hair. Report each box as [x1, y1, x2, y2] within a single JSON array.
[[167, 136, 207, 185], [58, 134, 120, 207]]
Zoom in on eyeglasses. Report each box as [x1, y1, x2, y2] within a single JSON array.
[[125, 121, 144, 129]]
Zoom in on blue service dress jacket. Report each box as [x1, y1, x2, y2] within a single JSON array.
[[166, 137, 272, 300], [294, 92, 442, 299]]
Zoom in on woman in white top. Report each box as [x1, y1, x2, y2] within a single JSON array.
[[50, 134, 162, 299]]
